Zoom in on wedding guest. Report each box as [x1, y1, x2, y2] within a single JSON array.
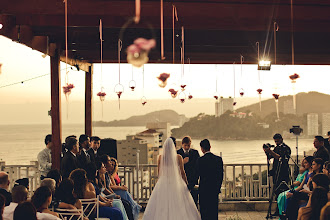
[[177, 136, 200, 206], [324, 131, 330, 152], [320, 201, 330, 220], [31, 186, 60, 219], [277, 157, 309, 217], [0, 194, 5, 217], [297, 186, 328, 220], [55, 179, 83, 209], [313, 136, 330, 163], [322, 161, 330, 177], [13, 202, 37, 220], [96, 161, 134, 220], [14, 178, 29, 190], [100, 155, 141, 220], [286, 158, 324, 220], [88, 136, 101, 163], [37, 134, 52, 179], [196, 139, 223, 220], [86, 165, 129, 220], [3, 185, 28, 220], [78, 134, 92, 171], [46, 169, 62, 189], [69, 169, 123, 220], [0, 172, 11, 206], [61, 137, 79, 179], [61, 135, 77, 158]]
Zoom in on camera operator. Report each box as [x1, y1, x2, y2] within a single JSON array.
[[264, 133, 291, 189]]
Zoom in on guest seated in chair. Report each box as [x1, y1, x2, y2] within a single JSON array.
[[31, 186, 60, 219], [69, 169, 123, 220], [100, 155, 141, 220]]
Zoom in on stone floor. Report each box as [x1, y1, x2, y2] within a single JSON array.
[[138, 211, 269, 220]]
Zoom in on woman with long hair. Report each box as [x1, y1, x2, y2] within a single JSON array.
[[13, 202, 37, 220], [31, 186, 60, 219], [69, 169, 123, 220], [100, 155, 141, 220]]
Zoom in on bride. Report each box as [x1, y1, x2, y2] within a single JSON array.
[[142, 138, 201, 220]]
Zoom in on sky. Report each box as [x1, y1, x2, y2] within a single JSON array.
[[0, 35, 330, 124]]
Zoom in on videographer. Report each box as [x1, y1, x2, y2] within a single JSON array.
[[263, 133, 291, 191]]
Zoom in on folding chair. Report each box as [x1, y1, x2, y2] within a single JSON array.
[[56, 207, 84, 220], [80, 195, 110, 220]]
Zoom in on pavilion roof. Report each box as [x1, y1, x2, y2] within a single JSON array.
[[1, 0, 330, 69]]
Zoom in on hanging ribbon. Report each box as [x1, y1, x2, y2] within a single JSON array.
[[239, 55, 244, 97], [134, 0, 140, 23], [273, 22, 279, 64], [256, 41, 262, 112], [233, 63, 237, 107], [172, 5, 178, 64], [115, 39, 124, 110], [181, 26, 184, 83], [160, 0, 165, 60]]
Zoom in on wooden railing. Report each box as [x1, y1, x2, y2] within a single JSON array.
[[0, 161, 40, 194], [118, 163, 296, 203]]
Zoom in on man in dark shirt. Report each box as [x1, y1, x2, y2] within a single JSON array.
[[177, 136, 200, 206], [61, 137, 80, 179], [313, 136, 330, 163], [324, 131, 330, 153], [0, 172, 12, 206]]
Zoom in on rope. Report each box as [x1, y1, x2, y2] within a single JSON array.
[[118, 39, 122, 84], [64, 0, 68, 84]]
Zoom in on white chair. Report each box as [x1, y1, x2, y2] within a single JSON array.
[[80, 195, 110, 220], [56, 207, 84, 220]]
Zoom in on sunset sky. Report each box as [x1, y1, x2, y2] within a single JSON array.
[[1, 35, 330, 124]]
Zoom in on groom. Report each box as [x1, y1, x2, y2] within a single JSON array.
[[196, 139, 223, 220]]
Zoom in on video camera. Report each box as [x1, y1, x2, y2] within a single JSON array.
[[290, 125, 303, 136], [263, 143, 275, 149]]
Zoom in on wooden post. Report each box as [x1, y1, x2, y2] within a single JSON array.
[[50, 45, 62, 170], [85, 65, 93, 137]]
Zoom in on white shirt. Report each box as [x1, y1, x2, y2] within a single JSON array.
[[3, 203, 60, 220], [37, 148, 52, 176]]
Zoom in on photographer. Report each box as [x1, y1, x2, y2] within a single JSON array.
[[264, 133, 292, 190]]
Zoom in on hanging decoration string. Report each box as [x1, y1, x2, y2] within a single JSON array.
[[118, 39, 122, 84], [65, 0, 68, 84], [0, 73, 50, 88], [114, 39, 124, 110], [239, 55, 244, 97], [233, 62, 237, 107], [181, 26, 184, 81], [141, 65, 147, 105], [290, 0, 295, 65], [172, 5, 178, 64], [273, 22, 279, 64], [134, 0, 141, 23], [160, 0, 165, 60], [97, 19, 107, 118], [256, 41, 262, 112]]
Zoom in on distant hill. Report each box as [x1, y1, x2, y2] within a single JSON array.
[[237, 92, 330, 117], [93, 109, 187, 127]]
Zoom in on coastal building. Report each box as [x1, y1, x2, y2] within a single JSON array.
[[145, 122, 171, 147], [307, 113, 318, 136], [322, 113, 330, 136], [283, 100, 295, 115], [116, 135, 159, 164], [215, 97, 234, 117]]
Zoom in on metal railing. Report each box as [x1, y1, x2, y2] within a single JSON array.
[[118, 163, 296, 203], [0, 161, 40, 193]]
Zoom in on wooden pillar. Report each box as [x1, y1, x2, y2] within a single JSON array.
[[85, 65, 93, 137], [50, 45, 62, 170]]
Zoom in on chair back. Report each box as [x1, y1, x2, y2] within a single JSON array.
[[80, 195, 100, 219], [56, 208, 84, 220]]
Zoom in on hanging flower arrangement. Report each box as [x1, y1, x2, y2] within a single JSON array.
[[179, 91, 186, 103], [233, 101, 237, 106], [127, 38, 156, 68], [257, 88, 263, 112], [97, 91, 106, 101], [169, 88, 178, 98], [129, 80, 136, 91], [141, 96, 147, 106], [289, 73, 300, 83], [63, 83, 75, 98], [180, 84, 186, 91], [188, 93, 193, 100], [272, 93, 280, 120], [239, 88, 244, 97], [157, 73, 170, 88]]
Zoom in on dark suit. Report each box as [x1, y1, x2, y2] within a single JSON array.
[[87, 148, 99, 163], [196, 152, 224, 220], [177, 148, 200, 205], [77, 149, 92, 171], [0, 188, 12, 206], [61, 151, 79, 179]]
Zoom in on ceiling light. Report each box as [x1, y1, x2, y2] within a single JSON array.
[[258, 60, 271, 70], [0, 24, 3, 29]]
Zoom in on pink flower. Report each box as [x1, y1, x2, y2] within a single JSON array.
[[157, 73, 170, 82], [97, 92, 106, 97], [289, 73, 300, 80], [134, 38, 156, 51], [62, 83, 75, 94], [272, 94, 280, 100], [257, 88, 263, 94], [127, 44, 141, 54]]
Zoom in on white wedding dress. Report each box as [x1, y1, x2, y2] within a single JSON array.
[[142, 138, 201, 220]]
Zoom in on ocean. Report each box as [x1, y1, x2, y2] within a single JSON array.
[[0, 124, 314, 165]]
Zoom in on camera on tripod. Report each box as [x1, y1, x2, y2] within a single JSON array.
[[263, 143, 275, 149], [290, 125, 303, 136]]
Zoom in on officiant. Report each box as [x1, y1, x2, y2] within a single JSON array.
[[177, 136, 200, 206]]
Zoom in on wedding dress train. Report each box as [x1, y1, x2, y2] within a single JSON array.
[[142, 138, 201, 220]]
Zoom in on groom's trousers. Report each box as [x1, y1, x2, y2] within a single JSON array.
[[199, 192, 219, 220]]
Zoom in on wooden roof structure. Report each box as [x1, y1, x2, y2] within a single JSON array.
[[1, 0, 330, 66]]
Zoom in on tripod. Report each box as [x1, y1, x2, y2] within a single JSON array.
[[266, 157, 293, 219]]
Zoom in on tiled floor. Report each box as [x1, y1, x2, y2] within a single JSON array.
[[138, 211, 268, 220]]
